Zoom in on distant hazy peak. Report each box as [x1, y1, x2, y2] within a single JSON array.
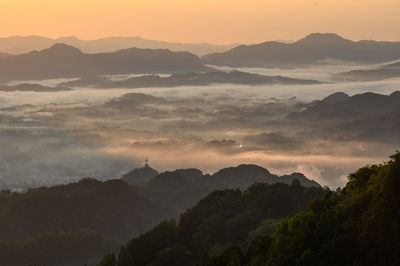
[[173, 168, 203, 179], [213, 164, 272, 177], [41, 43, 83, 55], [3, 35, 52, 41], [56, 36, 80, 42], [297, 33, 348, 44], [322, 92, 350, 104]]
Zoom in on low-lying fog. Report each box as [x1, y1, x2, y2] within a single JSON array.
[[1, 64, 399, 190]]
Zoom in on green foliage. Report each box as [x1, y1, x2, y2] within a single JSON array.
[[98, 253, 117, 266], [152, 244, 192, 266], [0, 178, 167, 266], [0, 229, 120, 266], [0, 178, 168, 241], [117, 220, 178, 266], [247, 219, 282, 242], [205, 152, 400, 266], [208, 243, 233, 258], [110, 181, 325, 265], [202, 247, 244, 266]]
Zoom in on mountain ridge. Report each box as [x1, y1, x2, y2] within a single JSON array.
[[288, 91, 400, 121], [0, 35, 237, 56], [202, 33, 400, 68], [59, 70, 321, 88], [0, 43, 210, 81]]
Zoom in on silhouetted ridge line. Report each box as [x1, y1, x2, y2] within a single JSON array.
[[0, 44, 210, 81], [202, 33, 400, 67]]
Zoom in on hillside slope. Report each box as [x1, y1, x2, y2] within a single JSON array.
[[203, 152, 400, 266]]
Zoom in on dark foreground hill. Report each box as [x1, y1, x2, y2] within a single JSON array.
[[0, 43, 210, 81], [99, 180, 326, 266], [98, 152, 400, 266], [202, 152, 400, 266], [0, 178, 169, 242], [0, 164, 319, 266], [0, 178, 170, 266], [202, 33, 400, 68]]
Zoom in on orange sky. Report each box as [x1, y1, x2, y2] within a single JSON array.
[[1, 0, 399, 44]]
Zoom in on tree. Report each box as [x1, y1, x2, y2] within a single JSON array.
[[98, 253, 116, 266]]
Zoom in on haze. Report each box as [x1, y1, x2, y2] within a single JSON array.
[[1, 0, 400, 44]]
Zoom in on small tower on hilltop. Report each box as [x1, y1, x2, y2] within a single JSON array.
[[144, 158, 149, 168]]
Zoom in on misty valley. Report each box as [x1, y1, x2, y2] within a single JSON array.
[[0, 32, 399, 266]]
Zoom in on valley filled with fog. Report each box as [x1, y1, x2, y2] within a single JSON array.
[[2, 0, 400, 264], [1, 63, 399, 190]]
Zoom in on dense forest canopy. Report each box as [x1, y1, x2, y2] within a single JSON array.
[[98, 152, 400, 266], [202, 152, 400, 266], [99, 180, 326, 266]]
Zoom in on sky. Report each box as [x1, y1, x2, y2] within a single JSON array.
[[1, 0, 399, 44]]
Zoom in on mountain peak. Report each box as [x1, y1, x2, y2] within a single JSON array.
[[121, 165, 159, 187], [41, 43, 83, 56], [389, 90, 400, 97], [297, 33, 349, 44], [322, 92, 350, 104]]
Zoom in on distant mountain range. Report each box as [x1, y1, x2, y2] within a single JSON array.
[[0, 35, 236, 56], [60, 70, 321, 88], [334, 61, 400, 81], [2, 33, 399, 82], [202, 33, 400, 68], [0, 43, 210, 81]]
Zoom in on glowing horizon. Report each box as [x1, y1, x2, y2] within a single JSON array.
[[1, 0, 399, 45]]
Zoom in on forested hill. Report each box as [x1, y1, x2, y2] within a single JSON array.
[[128, 164, 321, 218], [0, 179, 169, 266], [0, 164, 320, 266], [203, 152, 400, 266], [98, 180, 326, 266], [97, 152, 400, 266]]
